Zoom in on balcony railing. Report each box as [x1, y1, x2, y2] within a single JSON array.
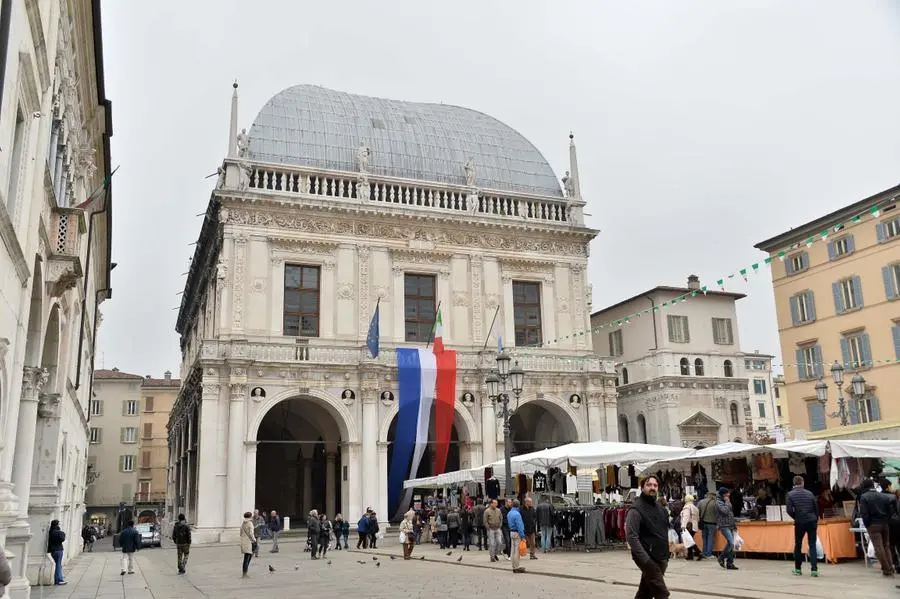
[[198, 340, 612, 374], [236, 161, 572, 226], [134, 491, 166, 503]]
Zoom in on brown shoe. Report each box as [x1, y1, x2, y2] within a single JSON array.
[[513, 567, 526, 573]]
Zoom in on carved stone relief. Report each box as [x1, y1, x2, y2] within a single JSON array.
[[337, 282, 355, 300], [357, 246, 371, 339], [470, 255, 484, 342], [38, 393, 61, 418], [452, 292, 468, 307], [232, 236, 248, 330]]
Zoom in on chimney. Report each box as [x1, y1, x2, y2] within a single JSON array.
[[164, 371, 172, 380], [687, 275, 700, 290], [111, 367, 119, 372]]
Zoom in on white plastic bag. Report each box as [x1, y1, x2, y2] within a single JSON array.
[[866, 537, 875, 559], [681, 530, 696, 549], [376, 531, 384, 540], [733, 532, 745, 551], [815, 537, 824, 560], [398, 532, 406, 544], [668, 529, 679, 544]]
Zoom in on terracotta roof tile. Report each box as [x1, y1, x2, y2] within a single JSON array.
[[93, 369, 144, 380]]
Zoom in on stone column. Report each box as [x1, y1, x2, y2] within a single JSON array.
[[325, 452, 337, 517], [11, 367, 49, 517], [361, 390, 378, 512], [377, 441, 388, 522], [244, 441, 258, 516], [480, 393, 497, 465], [604, 391, 620, 443], [226, 382, 246, 527], [501, 275, 514, 346], [587, 392, 605, 442], [341, 442, 362, 523], [321, 259, 336, 338], [540, 274, 557, 345], [195, 384, 220, 530], [302, 459, 312, 517]]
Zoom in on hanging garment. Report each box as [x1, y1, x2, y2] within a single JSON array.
[[618, 466, 630, 488], [566, 474, 578, 495], [818, 453, 831, 475], [788, 453, 806, 475], [485, 478, 501, 500], [532, 471, 547, 492]]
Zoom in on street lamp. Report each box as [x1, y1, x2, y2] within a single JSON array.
[[485, 352, 525, 498], [816, 361, 866, 427]]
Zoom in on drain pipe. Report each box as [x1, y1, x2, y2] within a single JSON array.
[[0, 0, 13, 134], [647, 296, 658, 350]]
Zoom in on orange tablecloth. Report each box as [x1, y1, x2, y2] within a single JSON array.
[[694, 519, 856, 564]]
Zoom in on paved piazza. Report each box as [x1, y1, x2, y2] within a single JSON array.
[[41, 537, 894, 599]]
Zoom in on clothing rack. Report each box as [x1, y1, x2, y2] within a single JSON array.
[[549, 504, 629, 552]]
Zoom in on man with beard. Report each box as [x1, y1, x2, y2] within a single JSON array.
[[625, 475, 670, 599]]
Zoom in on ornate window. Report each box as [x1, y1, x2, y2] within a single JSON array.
[[512, 281, 542, 346], [284, 265, 321, 336], [723, 360, 734, 378], [621, 367, 629, 385], [729, 403, 740, 426], [679, 357, 690, 375], [404, 274, 436, 342], [694, 358, 704, 376]]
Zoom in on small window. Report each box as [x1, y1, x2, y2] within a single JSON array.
[[884, 263, 900, 300], [143, 422, 153, 439], [730, 403, 739, 426], [786, 251, 809, 276], [711, 318, 733, 345], [877, 217, 900, 242], [807, 401, 826, 432], [757, 403, 766, 418], [284, 265, 321, 337], [89, 399, 103, 416], [122, 427, 137, 444], [144, 397, 154, 412], [776, 405, 782, 418], [694, 358, 704, 376], [774, 386, 780, 399], [797, 345, 822, 381], [89, 428, 102, 444], [125, 400, 138, 416], [679, 357, 690, 375], [404, 274, 436, 342], [141, 451, 151, 469], [5, 107, 26, 212], [637, 414, 648, 443], [667, 315, 690, 343], [852, 396, 880, 424], [833, 277, 863, 313], [121, 455, 135, 472], [828, 236, 854, 260], [512, 281, 542, 346], [841, 332, 871, 369], [790, 291, 816, 325], [723, 360, 734, 378], [619, 416, 630, 443], [621, 367, 629, 385], [753, 379, 767, 394], [608, 329, 624, 357]]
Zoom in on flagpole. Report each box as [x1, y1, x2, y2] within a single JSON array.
[[425, 300, 442, 349], [482, 304, 501, 352]]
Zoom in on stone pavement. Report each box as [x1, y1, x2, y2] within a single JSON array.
[[37, 536, 897, 599]]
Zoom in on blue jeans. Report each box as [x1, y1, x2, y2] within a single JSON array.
[[719, 527, 735, 564], [793, 520, 818, 571], [702, 523, 717, 557], [541, 526, 553, 551], [51, 549, 64, 583]]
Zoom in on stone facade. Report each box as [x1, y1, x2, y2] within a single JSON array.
[[169, 85, 616, 541], [0, 0, 113, 593]]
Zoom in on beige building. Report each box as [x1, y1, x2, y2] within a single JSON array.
[[755, 184, 900, 440], [773, 374, 790, 433], [85, 369, 144, 529], [136, 372, 179, 515]]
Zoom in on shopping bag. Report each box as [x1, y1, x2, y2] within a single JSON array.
[[733, 532, 745, 551], [668, 529, 678, 544], [519, 539, 527, 556], [866, 537, 875, 559], [398, 532, 406, 544], [815, 538, 824, 560], [681, 530, 696, 549]]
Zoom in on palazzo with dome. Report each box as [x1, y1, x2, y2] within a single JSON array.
[[168, 84, 617, 540]]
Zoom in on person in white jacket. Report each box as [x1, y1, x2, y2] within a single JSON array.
[[680, 495, 703, 561]]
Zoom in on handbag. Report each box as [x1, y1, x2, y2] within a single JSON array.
[[518, 539, 527, 556]]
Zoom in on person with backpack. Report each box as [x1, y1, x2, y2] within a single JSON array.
[[171, 514, 192, 574]]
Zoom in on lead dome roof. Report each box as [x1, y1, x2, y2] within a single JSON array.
[[247, 85, 563, 198]]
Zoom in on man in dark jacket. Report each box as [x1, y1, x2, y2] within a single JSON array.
[[171, 513, 192, 574], [268, 510, 282, 553], [625, 475, 670, 599], [521, 497, 538, 560], [118, 520, 142, 576], [786, 476, 818, 577], [716, 488, 738, 570], [501, 498, 512, 559], [367, 511, 380, 549], [859, 478, 899, 576], [356, 511, 369, 549], [47, 519, 67, 585], [536, 497, 555, 553], [307, 510, 321, 559], [473, 500, 487, 550]]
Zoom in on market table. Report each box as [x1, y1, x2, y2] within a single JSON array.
[[694, 518, 857, 564]]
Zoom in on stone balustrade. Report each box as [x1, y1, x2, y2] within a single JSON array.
[[235, 160, 571, 226]]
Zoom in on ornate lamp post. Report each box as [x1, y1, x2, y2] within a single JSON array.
[[815, 361, 866, 427], [485, 351, 525, 497]]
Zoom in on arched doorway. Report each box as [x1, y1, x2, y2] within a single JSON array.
[[255, 396, 344, 522], [508, 400, 579, 456]]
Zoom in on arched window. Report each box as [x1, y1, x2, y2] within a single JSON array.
[[730, 403, 740, 426], [694, 358, 704, 376], [680, 357, 690, 375], [622, 367, 629, 385], [723, 360, 734, 377], [619, 416, 630, 443], [637, 414, 648, 443]]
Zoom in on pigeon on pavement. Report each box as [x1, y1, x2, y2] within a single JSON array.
[[327, 560, 332, 566], [267, 565, 275, 573], [457, 555, 463, 562], [389, 555, 396, 560], [294, 563, 300, 571], [445, 551, 453, 556], [372, 556, 378, 561], [376, 562, 381, 568]]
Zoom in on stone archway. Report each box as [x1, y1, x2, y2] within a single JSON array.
[[41, 304, 61, 393], [254, 394, 349, 523], [507, 396, 583, 456]]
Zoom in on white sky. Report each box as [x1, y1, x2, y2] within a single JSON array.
[[97, 0, 900, 376]]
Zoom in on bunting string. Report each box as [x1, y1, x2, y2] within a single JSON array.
[[516, 203, 889, 350]]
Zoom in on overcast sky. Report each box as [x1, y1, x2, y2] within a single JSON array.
[[97, 0, 900, 377]]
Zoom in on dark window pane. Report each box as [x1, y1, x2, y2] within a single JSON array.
[[301, 267, 319, 289], [300, 292, 318, 313], [512, 281, 542, 347], [283, 264, 321, 337], [404, 274, 436, 343], [285, 266, 302, 288], [284, 290, 301, 312]]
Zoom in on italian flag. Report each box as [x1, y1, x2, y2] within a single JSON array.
[[432, 307, 456, 475]]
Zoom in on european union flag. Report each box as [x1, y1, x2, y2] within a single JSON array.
[[366, 298, 380, 358]]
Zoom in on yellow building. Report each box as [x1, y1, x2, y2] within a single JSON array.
[[136, 372, 180, 513], [755, 184, 900, 440]]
